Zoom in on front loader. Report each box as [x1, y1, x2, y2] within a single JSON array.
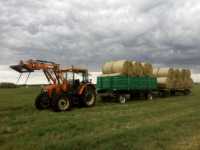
[[10, 59, 96, 111]]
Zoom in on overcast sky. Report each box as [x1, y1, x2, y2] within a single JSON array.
[[0, 0, 200, 83]]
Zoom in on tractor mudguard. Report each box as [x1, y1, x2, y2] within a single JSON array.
[[78, 84, 96, 95]]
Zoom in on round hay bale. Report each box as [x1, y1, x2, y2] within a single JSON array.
[[182, 79, 187, 89], [174, 80, 180, 89], [185, 69, 191, 79], [138, 62, 144, 76], [188, 78, 193, 89], [112, 60, 131, 75], [127, 61, 134, 76], [184, 79, 189, 89], [174, 69, 181, 89], [179, 79, 185, 89], [181, 69, 187, 80], [132, 61, 138, 76], [157, 77, 173, 89], [132, 61, 143, 76], [153, 68, 159, 77], [174, 69, 181, 79], [157, 68, 174, 79], [180, 69, 188, 89], [141, 62, 153, 76], [102, 61, 113, 74]]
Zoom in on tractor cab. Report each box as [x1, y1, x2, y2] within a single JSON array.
[[61, 67, 91, 90]]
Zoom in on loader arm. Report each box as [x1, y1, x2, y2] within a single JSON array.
[[10, 59, 62, 84]]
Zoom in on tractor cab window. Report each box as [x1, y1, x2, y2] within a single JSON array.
[[64, 72, 88, 83]]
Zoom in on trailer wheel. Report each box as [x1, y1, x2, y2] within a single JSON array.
[[82, 86, 96, 107], [51, 95, 71, 112], [170, 90, 176, 96], [118, 95, 127, 104], [145, 92, 153, 100], [35, 92, 50, 110]]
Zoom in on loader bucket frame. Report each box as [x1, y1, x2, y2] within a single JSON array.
[[10, 64, 34, 73]]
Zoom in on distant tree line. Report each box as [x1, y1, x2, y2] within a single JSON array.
[[0, 82, 18, 88], [0, 82, 50, 89]]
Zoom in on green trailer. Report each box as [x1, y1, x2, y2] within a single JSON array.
[[96, 75, 157, 103]]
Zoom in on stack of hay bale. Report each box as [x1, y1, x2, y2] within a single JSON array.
[[153, 68, 174, 89], [102, 60, 153, 77], [153, 67, 193, 90], [141, 62, 153, 76], [102, 60, 193, 90]]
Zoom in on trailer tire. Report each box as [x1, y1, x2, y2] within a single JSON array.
[[35, 92, 50, 110], [145, 92, 153, 100], [118, 95, 127, 104], [170, 90, 176, 96]]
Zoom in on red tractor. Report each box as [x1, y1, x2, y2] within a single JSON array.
[[10, 59, 96, 111]]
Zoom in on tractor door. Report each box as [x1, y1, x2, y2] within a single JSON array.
[[64, 72, 81, 94]]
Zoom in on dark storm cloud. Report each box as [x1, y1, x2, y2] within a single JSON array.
[[0, 0, 200, 71]]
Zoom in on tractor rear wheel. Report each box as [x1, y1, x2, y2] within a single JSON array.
[[35, 92, 50, 110], [82, 86, 96, 107], [51, 95, 71, 112]]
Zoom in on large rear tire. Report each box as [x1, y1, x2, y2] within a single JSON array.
[[51, 95, 71, 112], [82, 86, 96, 107], [35, 92, 50, 110]]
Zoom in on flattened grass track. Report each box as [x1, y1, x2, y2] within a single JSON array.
[[0, 85, 200, 150]]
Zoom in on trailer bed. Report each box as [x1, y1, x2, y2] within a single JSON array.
[[97, 75, 157, 92]]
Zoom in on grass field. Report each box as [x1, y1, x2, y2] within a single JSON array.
[[0, 85, 200, 150]]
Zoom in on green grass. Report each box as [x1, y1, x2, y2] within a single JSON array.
[[0, 86, 200, 150]]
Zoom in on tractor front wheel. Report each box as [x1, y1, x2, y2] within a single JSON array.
[[51, 95, 71, 112], [35, 92, 50, 110], [82, 86, 96, 107]]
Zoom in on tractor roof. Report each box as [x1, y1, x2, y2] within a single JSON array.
[[61, 67, 88, 74]]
